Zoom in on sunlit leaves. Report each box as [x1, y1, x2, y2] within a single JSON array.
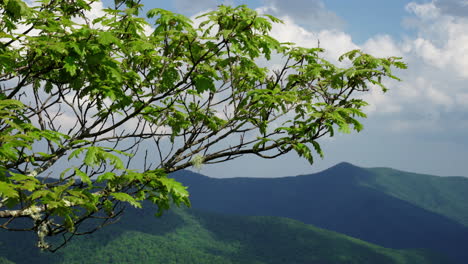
[[158, 177, 189, 206], [0, 0, 404, 250], [111, 192, 141, 208], [74, 168, 92, 186], [0, 0, 31, 31], [0, 181, 18, 199], [0, 100, 67, 166], [147, 8, 193, 34]]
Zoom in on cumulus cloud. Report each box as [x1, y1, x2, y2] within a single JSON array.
[[263, 14, 407, 116], [404, 2, 468, 78], [347, 1, 468, 135], [362, 35, 404, 58], [361, 85, 402, 115], [262, 15, 358, 66]]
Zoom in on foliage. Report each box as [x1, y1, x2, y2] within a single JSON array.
[[0, 0, 405, 250]]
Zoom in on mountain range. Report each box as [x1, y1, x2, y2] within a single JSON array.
[[1, 162, 466, 263], [170, 162, 468, 264]]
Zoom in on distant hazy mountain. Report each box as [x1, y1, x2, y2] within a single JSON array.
[[170, 162, 468, 264], [0, 206, 452, 264]]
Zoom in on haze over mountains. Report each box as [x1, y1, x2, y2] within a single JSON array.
[[1, 162, 466, 263]]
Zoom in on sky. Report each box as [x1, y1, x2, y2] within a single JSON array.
[[96, 0, 467, 178]]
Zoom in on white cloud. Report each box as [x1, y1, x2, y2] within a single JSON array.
[[339, 1, 468, 133], [267, 16, 317, 47], [412, 38, 447, 67], [263, 15, 409, 116], [316, 30, 359, 63], [75, 1, 107, 25], [406, 2, 440, 20], [265, 15, 358, 66], [362, 35, 403, 58], [405, 2, 468, 78], [361, 85, 402, 115]]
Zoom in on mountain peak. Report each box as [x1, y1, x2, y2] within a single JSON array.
[[325, 162, 361, 173], [314, 162, 370, 182], [334, 162, 357, 168]]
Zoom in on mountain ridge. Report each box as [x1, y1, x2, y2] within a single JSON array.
[[192, 162, 467, 180]]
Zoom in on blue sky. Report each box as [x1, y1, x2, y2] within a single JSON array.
[[97, 0, 468, 178]]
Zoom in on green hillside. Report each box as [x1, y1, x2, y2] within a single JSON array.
[[0, 207, 451, 264], [363, 167, 468, 226]]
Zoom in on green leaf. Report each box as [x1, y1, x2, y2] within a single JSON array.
[[30, 190, 51, 200], [96, 172, 116, 183], [103, 199, 114, 216], [159, 177, 190, 206], [83, 147, 98, 166], [193, 74, 215, 93], [311, 141, 324, 158], [63, 57, 77, 76], [68, 148, 84, 160], [0, 182, 18, 198], [64, 214, 75, 232], [97, 31, 119, 45], [111, 192, 142, 208], [74, 168, 92, 186]]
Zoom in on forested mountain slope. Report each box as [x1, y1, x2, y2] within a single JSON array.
[[0, 206, 451, 264]]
